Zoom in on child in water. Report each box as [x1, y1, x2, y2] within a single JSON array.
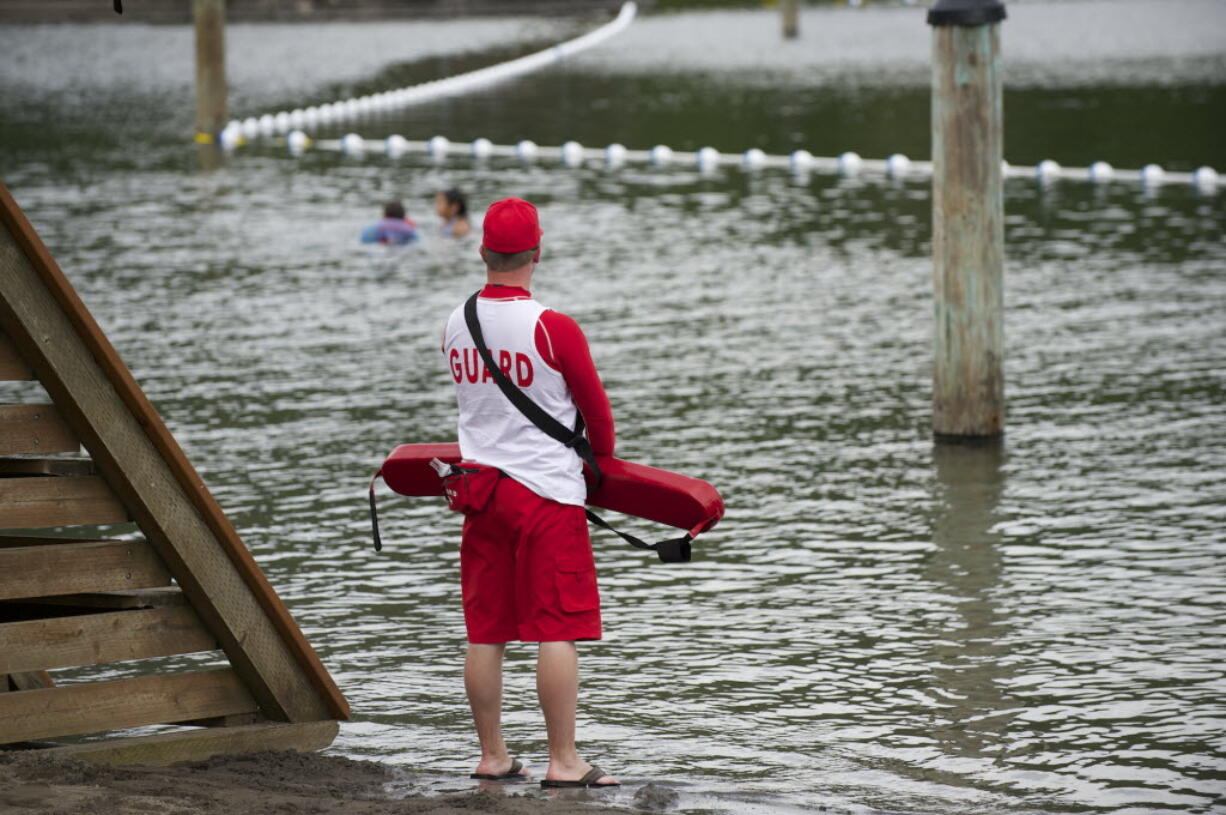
[[435, 188, 471, 238], [360, 200, 418, 245]]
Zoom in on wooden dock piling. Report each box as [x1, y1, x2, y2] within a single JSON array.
[[193, 0, 227, 140], [782, 0, 799, 39], [928, 0, 1007, 438]]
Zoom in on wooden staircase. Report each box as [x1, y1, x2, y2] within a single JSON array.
[[0, 182, 348, 764]]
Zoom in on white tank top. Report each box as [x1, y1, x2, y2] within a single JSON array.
[[443, 295, 585, 506]]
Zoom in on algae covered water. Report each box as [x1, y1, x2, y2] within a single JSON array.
[[2, 2, 1224, 813]]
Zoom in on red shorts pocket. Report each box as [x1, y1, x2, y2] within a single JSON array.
[[556, 566, 599, 613]]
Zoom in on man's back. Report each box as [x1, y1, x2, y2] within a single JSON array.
[[444, 287, 585, 505]]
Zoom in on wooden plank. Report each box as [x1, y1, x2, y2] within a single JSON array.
[[0, 404, 79, 454], [41, 719, 338, 766], [0, 331, 33, 380], [0, 183, 347, 722], [0, 668, 258, 743], [0, 606, 218, 673], [0, 475, 130, 529], [0, 539, 171, 601]]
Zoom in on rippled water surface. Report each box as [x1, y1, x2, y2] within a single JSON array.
[[2, 2, 1224, 813]]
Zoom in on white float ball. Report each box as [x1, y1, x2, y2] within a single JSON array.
[[789, 149, 814, 172], [303, 107, 320, 127], [273, 111, 291, 134], [605, 143, 627, 168], [1088, 161, 1114, 182], [471, 138, 494, 159], [516, 140, 538, 161], [287, 130, 310, 156], [561, 141, 584, 167], [649, 145, 673, 167], [258, 114, 276, 136], [742, 148, 766, 171], [340, 133, 364, 156], [1140, 164, 1165, 186], [385, 134, 409, 158], [695, 146, 720, 172], [289, 108, 306, 129], [218, 122, 242, 151], [241, 117, 260, 139], [886, 153, 910, 177], [1035, 159, 1061, 183], [838, 151, 862, 175], [427, 135, 450, 160], [1192, 166, 1219, 191]]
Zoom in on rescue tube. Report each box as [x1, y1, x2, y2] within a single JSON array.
[[378, 443, 723, 539]]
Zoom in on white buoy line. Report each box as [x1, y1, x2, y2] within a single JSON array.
[[208, 2, 636, 148], [266, 132, 1220, 192]]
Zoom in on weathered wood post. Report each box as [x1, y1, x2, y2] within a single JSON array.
[[928, 0, 1007, 438], [193, 0, 227, 142], [782, 0, 800, 40]]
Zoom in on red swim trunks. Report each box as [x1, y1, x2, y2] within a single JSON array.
[[460, 476, 601, 643]]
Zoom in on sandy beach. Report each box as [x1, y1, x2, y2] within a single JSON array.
[[0, 750, 652, 815]]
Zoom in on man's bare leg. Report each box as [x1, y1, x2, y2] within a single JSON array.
[[466, 643, 528, 777], [537, 640, 618, 785]]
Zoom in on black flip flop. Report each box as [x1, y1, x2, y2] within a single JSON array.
[[540, 764, 620, 788], [471, 757, 527, 781]]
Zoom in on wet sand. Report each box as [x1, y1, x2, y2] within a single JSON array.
[[0, 750, 645, 815]]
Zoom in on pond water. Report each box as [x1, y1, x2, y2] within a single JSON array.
[[2, 2, 1224, 813]]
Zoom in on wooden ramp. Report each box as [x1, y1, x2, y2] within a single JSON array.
[[0, 181, 348, 765]]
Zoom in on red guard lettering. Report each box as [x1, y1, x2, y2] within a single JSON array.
[[499, 350, 513, 378], [463, 349, 480, 383], [515, 353, 534, 387], [449, 349, 462, 383]]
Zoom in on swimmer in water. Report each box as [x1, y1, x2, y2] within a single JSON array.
[[360, 200, 418, 245], [435, 188, 471, 238]]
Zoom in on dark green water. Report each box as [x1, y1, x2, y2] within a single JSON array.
[[2, 3, 1224, 813]]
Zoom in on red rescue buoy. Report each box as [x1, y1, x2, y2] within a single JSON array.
[[376, 443, 724, 541]]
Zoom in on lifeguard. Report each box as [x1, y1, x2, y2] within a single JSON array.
[[441, 197, 619, 789]]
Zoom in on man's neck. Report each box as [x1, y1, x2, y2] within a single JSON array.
[[486, 265, 533, 290]]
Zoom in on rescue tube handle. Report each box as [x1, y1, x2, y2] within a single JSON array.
[[368, 470, 383, 552]]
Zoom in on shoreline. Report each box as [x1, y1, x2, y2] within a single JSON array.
[[0, 749, 651, 815]]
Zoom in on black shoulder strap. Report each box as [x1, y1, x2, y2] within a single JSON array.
[[464, 292, 602, 488], [463, 292, 689, 563]]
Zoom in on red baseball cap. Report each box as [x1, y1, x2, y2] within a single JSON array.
[[482, 197, 543, 253]]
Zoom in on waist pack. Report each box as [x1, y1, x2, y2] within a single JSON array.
[[435, 459, 502, 516]]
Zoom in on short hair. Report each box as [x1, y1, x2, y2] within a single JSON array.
[[383, 200, 405, 219], [482, 246, 537, 273], [441, 188, 467, 217]]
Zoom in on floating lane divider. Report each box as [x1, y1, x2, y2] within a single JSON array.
[[209, 2, 636, 149], [268, 133, 1221, 192]]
